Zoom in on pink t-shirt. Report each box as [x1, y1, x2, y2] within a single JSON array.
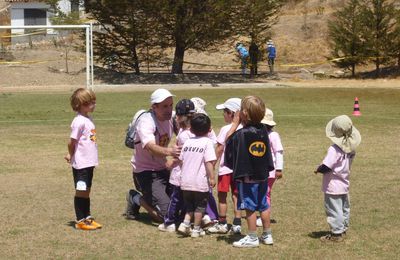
[[169, 128, 192, 186], [216, 124, 242, 176], [70, 114, 98, 169], [131, 112, 173, 173], [268, 131, 283, 178], [321, 144, 355, 195], [170, 129, 217, 186], [179, 136, 217, 192]]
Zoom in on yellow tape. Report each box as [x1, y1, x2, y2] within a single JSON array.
[[0, 29, 48, 38]]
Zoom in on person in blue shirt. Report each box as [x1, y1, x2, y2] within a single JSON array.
[[236, 43, 249, 75], [266, 40, 276, 74]]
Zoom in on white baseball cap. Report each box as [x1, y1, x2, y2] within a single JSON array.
[[216, 98, 242, 112], [150, 89, 175, 104]]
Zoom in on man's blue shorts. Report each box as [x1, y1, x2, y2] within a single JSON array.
[[237, 181, 269, 212]]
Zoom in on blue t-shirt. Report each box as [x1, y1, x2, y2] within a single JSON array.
[[236, 45, 249, 58], [267, 46, 276, 58]]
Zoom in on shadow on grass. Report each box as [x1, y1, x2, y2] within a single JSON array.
[[215, 233, 243, 244], [123, 213, 160, 227], [308, 231, 330, 239]]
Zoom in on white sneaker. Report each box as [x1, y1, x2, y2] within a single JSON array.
[[202, 215, 212, 226], [191, 228, 206, 238], [177, 223, 191, 236], [233, 235, 259, 248], [256, 217, 262, 227], [261, 233, 274, 245], [230, 225, 241, 235], [158, 223, 176, 232], [207, 223, 229, 234]]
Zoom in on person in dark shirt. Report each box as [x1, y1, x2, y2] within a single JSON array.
[[225, 96, 275, 248]]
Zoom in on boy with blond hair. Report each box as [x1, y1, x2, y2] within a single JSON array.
[[65, 88, 102, 230], [225, 96, 275, 247]]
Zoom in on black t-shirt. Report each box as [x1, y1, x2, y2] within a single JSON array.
[[225, 124, 274, 181]]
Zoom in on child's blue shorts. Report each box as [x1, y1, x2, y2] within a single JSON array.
[[237, 181, 269, 212]]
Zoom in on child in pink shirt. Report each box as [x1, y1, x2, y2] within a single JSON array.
[[64, 88, 101, 231], [315, 115, 361, 242], [177, 114, 217, 238], [208, 98, 243, 235], [257, 108, 284, 227]]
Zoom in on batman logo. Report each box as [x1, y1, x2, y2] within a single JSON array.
[[248, 141, 266, 157]]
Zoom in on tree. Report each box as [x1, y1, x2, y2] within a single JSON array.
[[153, 0, 232, 74], [360, 0, 398, 77], [389, 9, 400, 69], [230, 0, 282, 76], [85, 0, 162, 74], [328, 0, 366, 77]]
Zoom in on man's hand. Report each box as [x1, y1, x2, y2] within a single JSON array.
[[209, 177, 216, 188], [275, 170, 283, 179], [169, 145, 182, 158]]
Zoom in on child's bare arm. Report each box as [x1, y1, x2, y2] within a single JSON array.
[[225, 111, 241, 142], [65, 138, 77, 163], [206, 161, 216, 188], [214, 143, 224, 166]]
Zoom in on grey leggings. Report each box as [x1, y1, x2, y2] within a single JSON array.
[[324, 193, 350, 234]]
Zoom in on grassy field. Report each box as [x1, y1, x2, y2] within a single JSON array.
[[0, 87, 399, 259]]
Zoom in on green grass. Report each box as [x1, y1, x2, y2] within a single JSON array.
[[0, 87, 399, 259]]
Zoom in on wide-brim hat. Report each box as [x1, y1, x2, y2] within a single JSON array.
[[325, 115, 361, 153], [261, 108, 276, 126]]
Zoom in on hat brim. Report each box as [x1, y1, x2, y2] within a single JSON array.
[[216, 104, 226, 110], [261, 119, 276, 126], [326, 119, 361, 153], [151, 94, 175, 104]]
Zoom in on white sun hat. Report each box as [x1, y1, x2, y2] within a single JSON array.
[[150, 89, 175, 104], [325, 115, 361, 153], [216, 98, 242, 112], [261, 108, 276, 126]]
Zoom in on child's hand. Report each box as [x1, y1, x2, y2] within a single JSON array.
[[209, 178, 216, 188], [64, 154, 71, 164], [275, 170, 283, 179], [314, 169, 318, 174]]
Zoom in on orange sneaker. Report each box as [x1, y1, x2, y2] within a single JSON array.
[[75, 219, 97, 230], [86, 217, 102, 229]]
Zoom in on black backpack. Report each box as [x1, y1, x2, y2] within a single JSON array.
[[125, 110, 157, 149]]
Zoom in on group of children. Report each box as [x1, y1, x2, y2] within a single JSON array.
[[65, 87, 361, 247]]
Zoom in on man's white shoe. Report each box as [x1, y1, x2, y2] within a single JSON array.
[[260, 233, 274, 245], [158, 223, 176, 232], [207, 223, 229, 234], [233, 235, 259, 248], [256, 217, 263, 227]]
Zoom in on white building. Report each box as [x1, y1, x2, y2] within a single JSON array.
[[6, 0, 80, 34]]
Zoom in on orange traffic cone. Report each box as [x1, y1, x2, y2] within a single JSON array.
[[352, 97, 361, 116]]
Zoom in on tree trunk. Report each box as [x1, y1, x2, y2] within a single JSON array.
[[171, 42, 185, 74], [375, 58, 380, 78], [131, 46, 140, 75], [351, 63, 355, 77]]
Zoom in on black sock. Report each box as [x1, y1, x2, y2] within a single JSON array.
[[233, 217, 241, 226], [219, 216, 227, 224], [83, 197, 90, 218], [74, 196, 86, 221]]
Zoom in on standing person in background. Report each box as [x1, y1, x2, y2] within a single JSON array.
[[266, 40, 276, 75], [236, 43, 249, 75], [65, 88, 102, 230], [249, 39, 260, 76]]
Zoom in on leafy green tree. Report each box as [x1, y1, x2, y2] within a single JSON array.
[[328, 0, 366, 77], [230, 0, 282, 76], [360, 0, 398, 77], [152, 0, 232, 74]]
